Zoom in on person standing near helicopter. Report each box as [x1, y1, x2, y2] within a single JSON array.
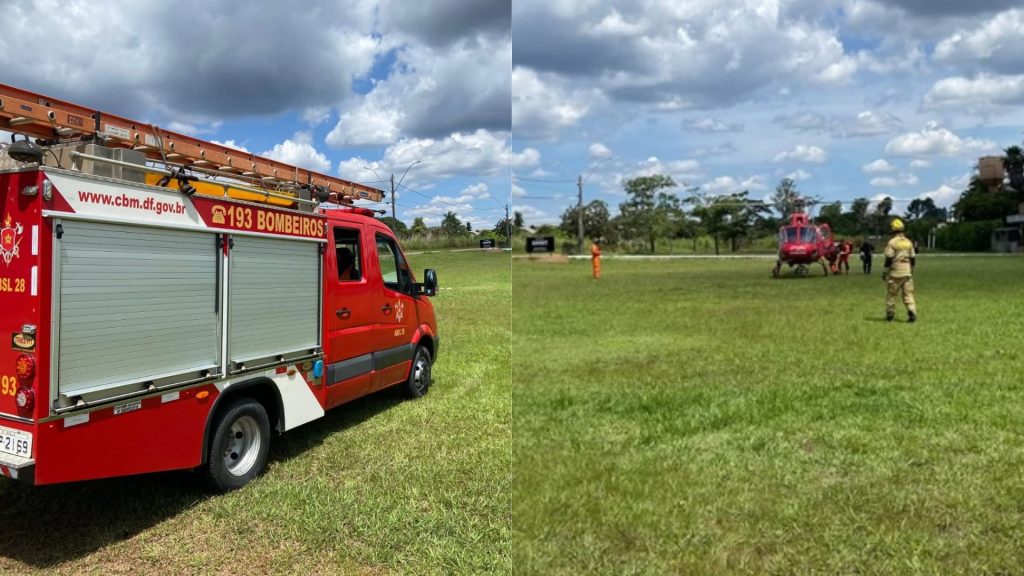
[[837, 238, 853, 274], [859, 238, 875, 274], [591, 238, 602, 279], [882, 218, 917, 322]]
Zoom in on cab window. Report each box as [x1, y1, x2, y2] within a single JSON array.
[[334, 227, 361, 282], [375, 234, 410, 292]]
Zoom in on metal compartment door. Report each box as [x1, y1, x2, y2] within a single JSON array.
[[228, 235, 320, 366], [56, 220, 220, 403]]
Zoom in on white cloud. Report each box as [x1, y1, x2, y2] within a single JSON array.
[[918, 184, 960, 207], [339, 129, 510, 185], [885, 122, 997, 157], [847, 110, 903, 137], [924, 74, 1024, 111], [301, 106, 332, 126], [910, 159, 932, 168], [772, 144, 827, 164], [588, 142, 613, 159], [327, 108, 403, 147], [327, 34, 509, 146], [511, 148, 542, 168], [934, 8, 1024, 75], [591, 9, 648, 37], [513, 0, 861, 129], [700, 174, 767, 195], [815, 56, 858, 84], [460, 183, 490, 198], [262, 132, 330, 173], [869, 173, 919, 187], [512, 66, 598, 140], [786, 169, 811, 181], [862, 159, 895, 174], [624, 156, 702, 185], [511, 183, 527, 198]]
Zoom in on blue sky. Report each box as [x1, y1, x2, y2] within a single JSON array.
[[1, 0, 511, 230], [511, 0, 1024, 225]]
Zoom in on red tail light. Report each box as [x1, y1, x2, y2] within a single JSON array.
[[15, 354, 35, 380], [14, 354, 36, 417], [15, 387, 34, 416]]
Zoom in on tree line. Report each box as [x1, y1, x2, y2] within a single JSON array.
[[554, 142, 1024, 254]]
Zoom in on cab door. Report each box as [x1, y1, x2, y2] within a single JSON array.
[[324, 222, 375, 408], [370, 229, 419, 391]]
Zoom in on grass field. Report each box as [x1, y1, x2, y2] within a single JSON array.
[[513, 255, 1024, 574], [0, 250, 510, 576]]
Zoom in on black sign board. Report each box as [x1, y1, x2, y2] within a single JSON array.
[[526, 237, 555, 253], [479, 238, 497, 249]]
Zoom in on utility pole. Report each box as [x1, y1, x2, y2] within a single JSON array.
[[505, 203, 512, 248], [577, 174, 584, 253], [365, 160, 420, 223]]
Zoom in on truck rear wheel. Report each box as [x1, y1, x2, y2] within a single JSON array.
[[404, 346, 433, 398], [205, 397, 271, 492]]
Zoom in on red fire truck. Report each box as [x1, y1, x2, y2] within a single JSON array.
[[0, 84, 438, 491]]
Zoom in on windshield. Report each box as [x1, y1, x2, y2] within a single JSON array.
[[781, 227, 799, 243], [799, 227, 817, 243]]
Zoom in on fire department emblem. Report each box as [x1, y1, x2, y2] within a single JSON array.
[[394, 300, 405, 322], [0, 215, 23, 265]]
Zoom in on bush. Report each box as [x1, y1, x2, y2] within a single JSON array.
[[935, 220, 1002, 252]]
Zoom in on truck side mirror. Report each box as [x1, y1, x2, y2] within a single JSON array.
[[422, 268, 437, 297]]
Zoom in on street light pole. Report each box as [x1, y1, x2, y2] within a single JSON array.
[[392, 160, 422, 222]]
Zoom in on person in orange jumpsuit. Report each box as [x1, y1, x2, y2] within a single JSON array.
[[837, 239, 853, 274], [590, 239, 601, 279]]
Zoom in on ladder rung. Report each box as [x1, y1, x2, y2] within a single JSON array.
[[0, 81, 385, 203]]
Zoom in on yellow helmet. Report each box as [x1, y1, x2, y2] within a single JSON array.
[[890, 218, 905, 232]]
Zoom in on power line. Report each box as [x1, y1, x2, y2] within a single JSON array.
[[512, 176, 575, 183]]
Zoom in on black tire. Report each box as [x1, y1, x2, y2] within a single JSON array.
[[205, 397, 271, 493], [404, 346, 433, 399]]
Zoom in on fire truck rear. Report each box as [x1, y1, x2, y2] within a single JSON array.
[[0, 83, 438, 491]]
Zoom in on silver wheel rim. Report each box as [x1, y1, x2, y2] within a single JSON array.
[[413, 353, 430, 391], [223, 414, 261, 477]]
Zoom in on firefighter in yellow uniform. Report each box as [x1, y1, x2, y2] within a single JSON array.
[[591, 239, 601, 279], [882, 218, 916, 322]]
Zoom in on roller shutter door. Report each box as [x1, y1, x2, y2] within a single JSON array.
[[229, 235, 320, 364], [57, 220, 220, 398]]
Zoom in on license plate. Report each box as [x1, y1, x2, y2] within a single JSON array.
[[0, 426, 32, 458]]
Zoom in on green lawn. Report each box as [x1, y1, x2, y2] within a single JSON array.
[[0, 250, 510, 576], [513, 255, 1024, 574]]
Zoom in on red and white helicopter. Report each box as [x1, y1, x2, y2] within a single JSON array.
[[771, 203, 835, 278]]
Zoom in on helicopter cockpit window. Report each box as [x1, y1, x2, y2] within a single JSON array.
[[799, 227, 817, 243], [782, 227, 799, 243]]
